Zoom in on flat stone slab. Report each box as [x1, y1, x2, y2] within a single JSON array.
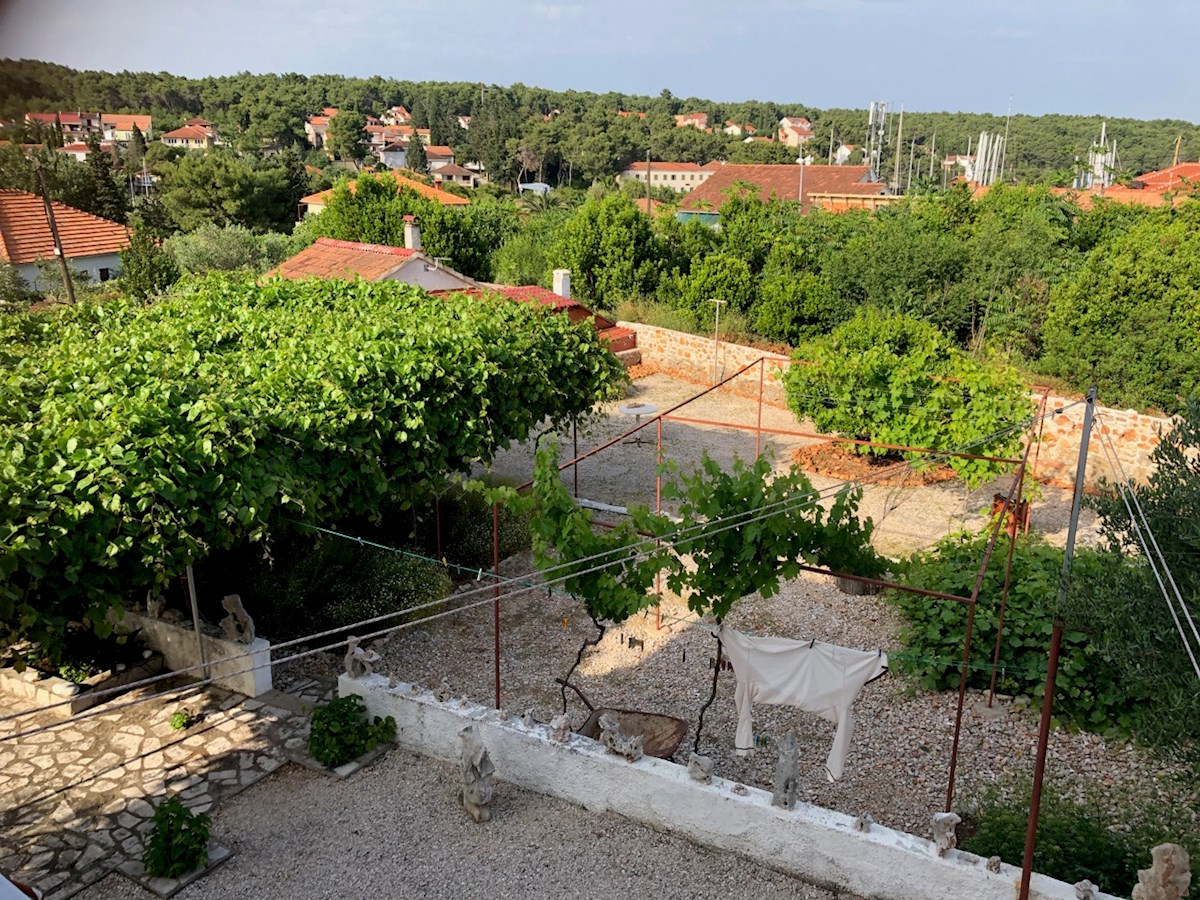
[[115, 841, 231, 898], [287, 743, 391, 780]]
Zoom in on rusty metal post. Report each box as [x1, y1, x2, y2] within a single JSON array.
[[493, 502, 501, 710], [573, 416, 579, 498], [434, 496, 442, 562], [988, 446, 1033, 706], [1019, 388, 1095, 900], [755, 359, 765, 459], [655, 416, 664, 631], [1028, 388, 1050, 510]]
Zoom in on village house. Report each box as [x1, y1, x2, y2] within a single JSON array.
[[456, 115, 471, 130], [777, 116, 814, 147], [56, 142, 115, 162], [0, 189, 130, 289], [677, 163, 888, 223], [304, 107, 339, 147], [101, 114, 153, 141], [161, 117, 219, 150], [382, 106, 410, 125], [24, 111, 102, 140], [618, 160, 720, 193], [674, 111, 709, 131], [432, 163, 477, 188], [833, 143, 856, 165], [297, 168, 470, 217], [723, 121, 756, 137]]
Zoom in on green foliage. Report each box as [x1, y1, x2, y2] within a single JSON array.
[[437, 483, 532, 570], [119, 228, 181, 300], [1075, 397, 1200, 748], [308, 694, 396, 768], [962, 783, 1198, 896], [143, 796, 210, 879], [324, 110, 368, 165], [0, 262, 36, 314], [163, 223, 292, 275], [552, 194, 662, 306], [891, 531, 1134, 731], [0, 276, 624, 660], [405, 137, 428, 174], [169, 708, 197, 731], [1042, 206, 1200, 413], [156, 150, 307, 234], [678, 253, 755, 319], [529, 442, 665, 625], [784, 310, 1032, 488], [658, 453, 882, 618]]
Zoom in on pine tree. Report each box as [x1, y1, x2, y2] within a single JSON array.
[[406, 134, 427, 174], [128, 124, 147, 171], [119, 228, 180, 299], [51, 113, 64, 148], [84, 131, 130, 223]]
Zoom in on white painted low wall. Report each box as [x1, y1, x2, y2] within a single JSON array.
[[118, 611, 272, 697], [341, 674, 1117, 900]]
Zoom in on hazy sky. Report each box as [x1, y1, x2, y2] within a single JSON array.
[[1, 0, 1197, 122]]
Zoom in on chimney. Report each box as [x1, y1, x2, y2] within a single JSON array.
[[552, 269, 571, 300], [403, 215, 421, 252]]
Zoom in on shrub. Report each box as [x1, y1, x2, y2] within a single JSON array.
[[308, 694, 396, 768], [783, 309, 1033, 488], [143, 796, 210, 879], [962, 783, 1198, 896], [438, 483, 532, 570], [891, 531, 1133, 732], [163, 223, 275, 275], [119, 227, 180, 300], [169, 709, 196, 731]]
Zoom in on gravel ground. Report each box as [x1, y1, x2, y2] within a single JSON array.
[[79, 750, 852, 900]]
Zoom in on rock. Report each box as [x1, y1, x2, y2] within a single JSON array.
[[459, 724, 494, 824], [598, 713, 642, 762], [986, 856, 1002, 874], [687, 753, 713, 784], [1075, 879, 1098, 899], [853, 814, 875, 833], [1131, 843, 1191, 900], [771, 729, 799, 811], [549, 714, 571, 743]]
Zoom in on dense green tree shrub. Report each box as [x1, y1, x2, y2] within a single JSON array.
[[163, 223, 291, 274], [0, 276, 623, 662], [892, 531, 1134, 732], [119, 228, 181, 300], [784, 309, 1032, 487], [1042, 206, 1200, 413], [552, 194, 662, 306]]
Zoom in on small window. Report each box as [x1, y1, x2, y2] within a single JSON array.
[[671, 174, 676, 180], [98, 268, 112, 282]]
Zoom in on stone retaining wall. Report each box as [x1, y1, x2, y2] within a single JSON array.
[[0, 655, 163, 718], [340, 674, 1117, 900], [623, 322, 1174, 487]]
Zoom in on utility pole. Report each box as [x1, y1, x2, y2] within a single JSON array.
[[707, 298, 727, 385], [1000, 95, 1013, 182], [1018, 387, 1096, 900], [929, 130, 937, 180], [646, 147, 652, 208], [1173, 133, 1182, 167], [906, 137, 916, 192], [891, 105, 904, 191], [34, 159, 76, 305]]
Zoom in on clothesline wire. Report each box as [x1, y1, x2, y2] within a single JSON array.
[[1092, 416, 1200, 679], [2, 399, 1075, 730]]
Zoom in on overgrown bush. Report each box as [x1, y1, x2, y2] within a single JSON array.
[[962, 782, 1198, 896], [308, 694, 396, 768], [784, 309, 1033, 488], [163, 223, 295, 275], [891, 531, 1133, 732], [434, 481, 533, 570], [143, 796, 210, 879], [247, 535, 452, 641]]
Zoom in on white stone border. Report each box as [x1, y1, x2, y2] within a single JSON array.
[[341, 674, 1120, 900]]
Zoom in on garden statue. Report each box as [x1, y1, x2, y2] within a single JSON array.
[[1075, 880, 1098, 899], [145, 591, 165, 619], [931, 812, 961, 857], [520, 708, 535, 727], [549, 714, 571, 743], [688, 753, 714, 784], [771, 728, 799, 810], [598, 713, 643, 762], [459, 724, 495, 823], [1132, 843, 1191, 900], [853, 814, 875, 834], [343, 635, 380, 679], [986, 857, 1002, 874], [435, 679, 453, 702], [219, 593, 255, 644]]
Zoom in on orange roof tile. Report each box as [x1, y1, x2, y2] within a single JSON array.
[[679, 164, 884, 212], [161, 125, 212, 140], [101, 114, 152, 130], [268, 237, 417, 280], [1132, 163, 1200, 191], [0, 189, 129, 265], [301, 169, 470, 207]]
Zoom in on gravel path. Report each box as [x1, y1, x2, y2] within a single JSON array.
[[79, 751, 852, 900]]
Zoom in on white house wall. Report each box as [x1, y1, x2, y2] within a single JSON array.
[[385, 259, 475, 291], [16, 252, 123, 291]]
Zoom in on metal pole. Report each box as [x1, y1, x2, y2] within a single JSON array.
[[434, 497, 442, 562], [493, 502, 501, 710], [1019, 387, 1095, 900], [655, 416, 663, 630], [185, 565, 209, 680], [34, 160, 77, 305], [572, 416, 579, 498], [755, 359, 765, 460], [707, 298, 726, 385]]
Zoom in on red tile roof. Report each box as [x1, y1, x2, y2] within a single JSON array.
[[434, 163, 475, 177], [1132, 163, 1200, 191], [185, 117, 213, 127], [0, 189, 130, 265], [58, 142, 114, 154], [101, 114, 152, 130], [679, 164, 885, 212], [425, 145, 454, 159], [301, 169, 470, 207], [268, 237, 417, 280], [161, 125, 212, 141]]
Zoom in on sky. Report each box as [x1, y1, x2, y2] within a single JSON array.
[[1, 0, 1198, 122]]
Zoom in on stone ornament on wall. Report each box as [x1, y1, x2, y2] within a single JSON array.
[[771, 728, 799, 810], [687, 753, 713, 784], [459, 723, 495, 823], [343, 635, 380, 679], [931, 812, 961, 857], [219, 593, 255, 644], [1131, 843, 1191, 900], [598, 713, 643, 762]]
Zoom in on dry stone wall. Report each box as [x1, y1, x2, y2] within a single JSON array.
[[622, 322, 1174, 487]]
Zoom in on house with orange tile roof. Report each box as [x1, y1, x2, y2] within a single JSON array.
[[777, 116, 814, 147], [432, 163, 478, 188], [269, 234, 480, 292], [161, 118, 219, 151], [24, 112, 102, 140], [382, 106, 410, 125], [57, 142, 115, 162], [619, 160, 718, 193], [677, 164, 887, 223], [1129, 162, 1200, 192], [101, 114, 153, 141], [0, 189, 130, 289], [298, 169, 471, 217], [674, 112, 709, 131], [723, 121, 757, 137]]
